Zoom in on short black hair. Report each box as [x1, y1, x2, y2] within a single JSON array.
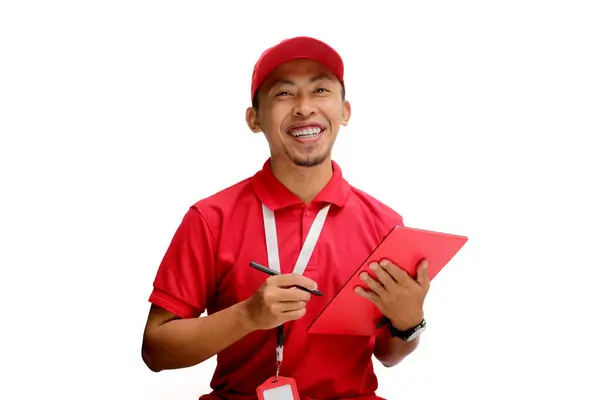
[[252, 81, 346, 110]]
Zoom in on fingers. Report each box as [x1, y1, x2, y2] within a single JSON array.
[[354, 285, 381, 306], [270, 273, 318, 292], [250, 274, 315, 329], [258, 285, 309, 324], [262, 281, 310, 315], [278, 300, 307, 313], [265, 284, 311, 303], [378, 259, 411, 284], [268, 292, 308, 322], [416, 259, 430, 290], [284, 307, 307, 321], [368, 262, 396, 289], [359, 270, 385, 296], [377, 258, 430, 291]]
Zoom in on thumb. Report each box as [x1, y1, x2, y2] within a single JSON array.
[[417, 259, 430, 288]]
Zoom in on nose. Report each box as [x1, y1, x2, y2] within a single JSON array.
[[292, 95, 317, 117]]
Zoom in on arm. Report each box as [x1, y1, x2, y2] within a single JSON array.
[[140, 206, 317, 372], [373, 330, 420, 368], [140, 206, 225, 372], [142, 271, 317, 372], [142, 300, 255, 372], [354, 258, 429, 368], [366, 214, 423, 367]]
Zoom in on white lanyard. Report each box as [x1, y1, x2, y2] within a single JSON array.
[[262, 203, 331, 275], [261, 203, 330, 380]]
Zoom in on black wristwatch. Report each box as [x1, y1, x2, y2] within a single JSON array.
[[389, 319, 427, 342]]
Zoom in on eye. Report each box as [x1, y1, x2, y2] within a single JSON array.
[[315, 87, 329, 93], [275, 91, 292, 97]]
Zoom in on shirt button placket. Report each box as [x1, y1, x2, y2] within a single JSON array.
[[302, 207, 311, 237]]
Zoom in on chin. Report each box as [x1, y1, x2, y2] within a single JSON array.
[[289, 153, 330, 168]]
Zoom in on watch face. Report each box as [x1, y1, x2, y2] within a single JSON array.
[[406, 326, 426, 342]]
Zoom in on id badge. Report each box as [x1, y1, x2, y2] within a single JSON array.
[[257, 376, 300, 400]]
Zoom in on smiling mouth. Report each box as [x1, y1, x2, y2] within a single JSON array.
[[286, 126, 325, 140]]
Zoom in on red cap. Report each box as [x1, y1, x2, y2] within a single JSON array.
[[250, 36, 344, 101]]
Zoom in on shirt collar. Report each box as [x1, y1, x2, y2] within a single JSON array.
[[252, 158, 351, 211]]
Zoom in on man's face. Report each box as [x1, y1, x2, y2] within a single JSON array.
[[246, 59, 351, 168]]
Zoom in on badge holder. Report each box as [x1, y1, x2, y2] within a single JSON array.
[[256, 325, 300, 400]]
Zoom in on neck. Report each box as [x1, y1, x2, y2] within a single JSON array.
[[269, 157, 334, 203]]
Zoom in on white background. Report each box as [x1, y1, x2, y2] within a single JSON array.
[[1, 1, 599, 399]]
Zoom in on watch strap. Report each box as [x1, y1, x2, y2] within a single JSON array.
[[389, 318, 426, 340]]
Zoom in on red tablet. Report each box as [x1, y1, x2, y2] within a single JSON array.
[[307, 225, 468, 336]]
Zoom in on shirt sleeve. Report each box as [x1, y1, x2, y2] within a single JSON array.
[[148, 206, 218, 319]]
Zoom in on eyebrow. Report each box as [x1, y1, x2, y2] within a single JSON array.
[[269, 74, 334, 89], [310, 74, 334, 83]]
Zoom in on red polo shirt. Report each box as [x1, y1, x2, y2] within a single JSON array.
[[149, 159, 404, 400]]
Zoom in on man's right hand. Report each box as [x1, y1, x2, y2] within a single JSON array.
[[242, 274, 318, 330]]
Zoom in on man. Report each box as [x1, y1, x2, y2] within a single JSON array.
[[141, 36, 430, 400]]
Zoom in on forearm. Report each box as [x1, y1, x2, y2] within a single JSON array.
[[142, 300, 255, 372], [374, 334, 420, 367]]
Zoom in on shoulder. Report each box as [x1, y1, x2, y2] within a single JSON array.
[[187, 175, 256, 233], [346, 184, 405, 227]]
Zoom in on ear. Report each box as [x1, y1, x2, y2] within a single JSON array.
[[341, 100, 352, 126], [246, 106, 262, 133]]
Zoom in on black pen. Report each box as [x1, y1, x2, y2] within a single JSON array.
[[249, 261, 323, 296]]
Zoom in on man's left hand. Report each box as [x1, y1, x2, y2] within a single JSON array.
[[354, 258, 430, 330]]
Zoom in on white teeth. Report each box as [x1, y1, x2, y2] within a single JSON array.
[[290, 127, 322, 137]]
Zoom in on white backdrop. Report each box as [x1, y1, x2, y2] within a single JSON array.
[[1, 1, 599, 399]]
